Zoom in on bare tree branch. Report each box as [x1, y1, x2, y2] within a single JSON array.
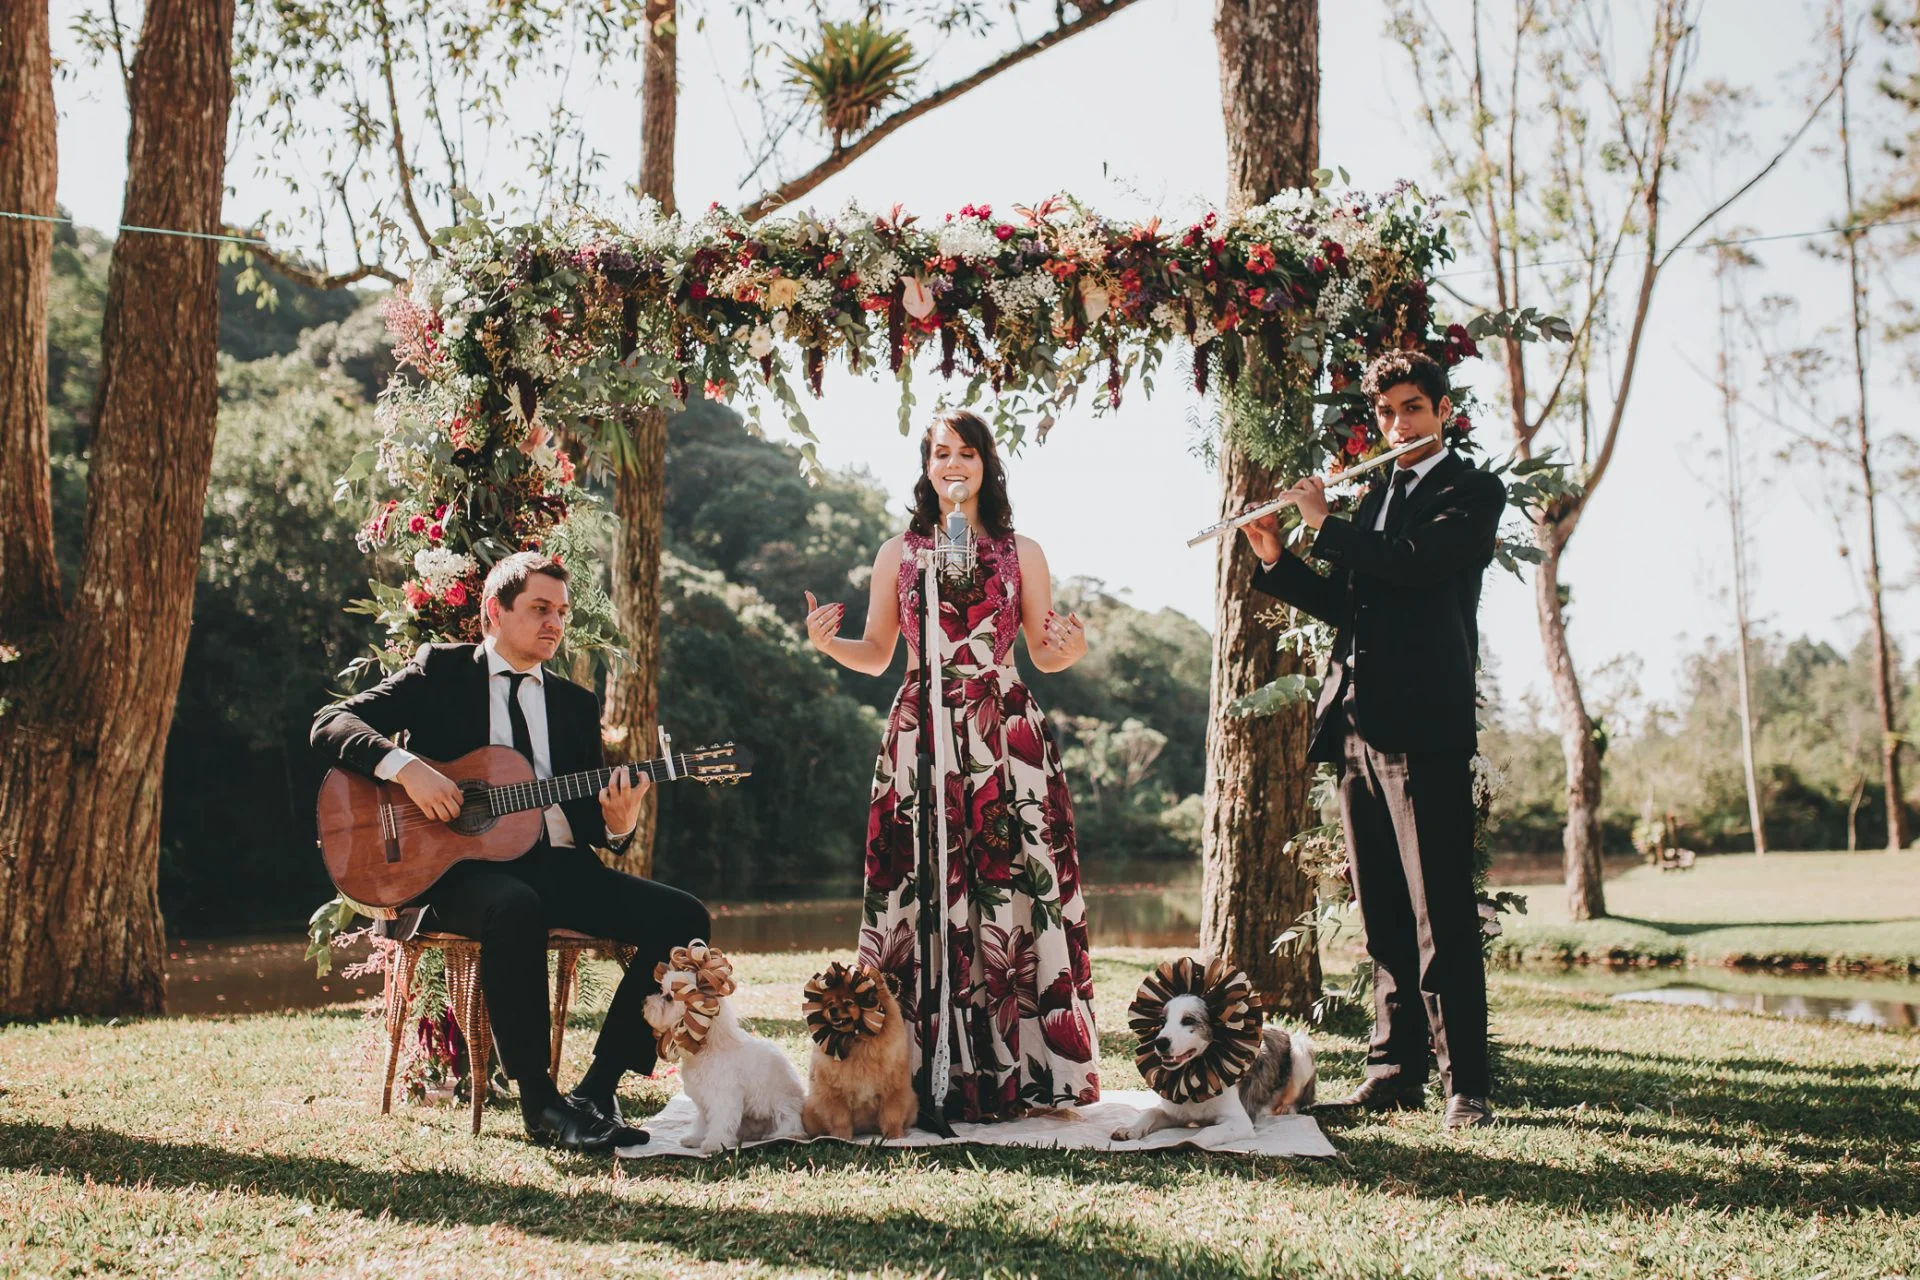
[[371, 0, 438, 257], [223, 232, 404, 288], [740, 0, 1142, 223]]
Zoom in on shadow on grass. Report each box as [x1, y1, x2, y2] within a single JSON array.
[[0, 1121, 1269, 1278], [1603, 915, 1918, 937]]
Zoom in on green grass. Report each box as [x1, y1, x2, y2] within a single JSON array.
[[4, 948, 1918, 1277], [1493, 850, 1920, 974]]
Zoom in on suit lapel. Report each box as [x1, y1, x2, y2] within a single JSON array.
[[1354, 480, 1389, 533], [466, 645, 493, 753], [541, 673, 571, 776], [1399, 451, 1467, 531]]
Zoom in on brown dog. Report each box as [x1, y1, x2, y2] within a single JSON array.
[[800, 962, 916, 1140]]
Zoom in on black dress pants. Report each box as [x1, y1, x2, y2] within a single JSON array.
[[422, 842, 711, 1085], [1332, 680, 1490, 1098]]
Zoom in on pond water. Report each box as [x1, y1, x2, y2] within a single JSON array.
[[163, 865, 1206, 1016], [1611, 980, 1919, 1030]]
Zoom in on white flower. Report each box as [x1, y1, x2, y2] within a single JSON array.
[[748, 325, 775, 359], [798, 278, 834, 313], [1150, 301, 1185, 330], [443, 314, 468, 342], [413, 548, 478, 586], [901, 276, 937, 320], [938, 221, 1003, 263]]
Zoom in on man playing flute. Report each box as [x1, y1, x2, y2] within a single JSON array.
[[1239, 350, 1505, 1130]]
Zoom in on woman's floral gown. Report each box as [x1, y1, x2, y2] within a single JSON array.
[[856, 530, 1099, 1122]]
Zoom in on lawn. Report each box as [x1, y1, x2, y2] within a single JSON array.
[[3, 949, 1917, 1278], [1492, 850, 1920, 973]]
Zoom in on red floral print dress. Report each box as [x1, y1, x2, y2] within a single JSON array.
[[856, 530, 1099, 1122]]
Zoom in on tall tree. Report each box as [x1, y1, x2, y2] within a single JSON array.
[[1200, 0, 1323, 1012], [0, 0, 59, 622], [1833, 6, 1910, 851], [0, 0, 236, 1015], [604, 0, 680, 875], [1388, 0, 1830, 917], [1710, 243, 1768, 854]]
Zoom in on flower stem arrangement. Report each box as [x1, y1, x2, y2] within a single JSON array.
[[345, 182, 1476, 669]]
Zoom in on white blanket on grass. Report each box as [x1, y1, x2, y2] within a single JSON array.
[[614, 1089, 1336, 1159]]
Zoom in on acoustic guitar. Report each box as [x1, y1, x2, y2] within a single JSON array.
[[317, 741, 750, 907]]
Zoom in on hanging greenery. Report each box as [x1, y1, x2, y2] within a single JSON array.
[[343, 183, 1476, 672]]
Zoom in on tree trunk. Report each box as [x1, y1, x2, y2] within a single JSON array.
[[1717, 266, 1766, 855], [602, 0, 676, 874], [0, 0, 59, 622], [1200, 0, 1322, 1013], [1837, 21, 1910, 853], [1536, 526, 1607, 919], [0, 0, 235, 1016]]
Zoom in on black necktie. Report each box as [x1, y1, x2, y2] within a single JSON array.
[[1383, 470, 1417, 538], [504, 671, 536, 765]]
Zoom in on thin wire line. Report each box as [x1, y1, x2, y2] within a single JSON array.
[[1434, 213, 1920, 279], [0, 209, 268, 247]]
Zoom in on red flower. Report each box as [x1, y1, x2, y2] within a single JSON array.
[[1005, 717, 1046, 769], [688, 281, 709, 300], [964, 672, 1004, 742], [1041, 1008, 1093, 1063], [426, 523, 445, 542], [993, 224, 1015, 241], [408, 514, 427, 533], [1309, 256, 1329, 274], [865, 786, 914, 892], [432, 504, 448, 520], [1247, 287, 1268, 309], [1454, 413, 1473, 434], [403, 580, 431, 610], [968, 773, 1016, 885], [861, 295, 891, 312], [1345, 435, 1366, 456], [1247, 241, 1277, 274], [705, 378, 731, 401], [444, 582, 469, 607]]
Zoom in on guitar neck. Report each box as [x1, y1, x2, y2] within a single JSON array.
[[488, 756, 686, 816]]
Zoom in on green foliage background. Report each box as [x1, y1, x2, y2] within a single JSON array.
[[38, 228, 1916, 934]]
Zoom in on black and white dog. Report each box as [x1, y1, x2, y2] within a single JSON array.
[[1112, 992, 1316, 1146]]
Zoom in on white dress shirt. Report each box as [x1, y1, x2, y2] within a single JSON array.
[[374, 637, 634, 847]]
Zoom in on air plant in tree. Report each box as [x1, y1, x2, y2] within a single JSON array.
[[785, 19, 919, 150]]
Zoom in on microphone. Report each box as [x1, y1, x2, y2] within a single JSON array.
[[937, 481, 976, 581]]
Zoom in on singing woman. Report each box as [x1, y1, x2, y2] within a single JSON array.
[[802, 407, 1099, 1121]]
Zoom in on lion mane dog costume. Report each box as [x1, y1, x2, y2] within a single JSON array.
[[800, 961, 916, 1140]]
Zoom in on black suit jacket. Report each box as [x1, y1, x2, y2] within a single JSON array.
[[311, 641, 632, 855], [1252, 451, 1504, 762]]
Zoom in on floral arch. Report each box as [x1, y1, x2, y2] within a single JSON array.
[[348, 183, 1481, 667]]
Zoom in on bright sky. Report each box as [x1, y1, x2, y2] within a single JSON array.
[[47, 0, 1917, 721]]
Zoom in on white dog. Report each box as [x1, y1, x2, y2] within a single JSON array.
[[1112, 993, 1316, 1147], [643, 972, 807, 1154]]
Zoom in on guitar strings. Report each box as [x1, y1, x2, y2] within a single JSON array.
[[378, 757, 713, 833]]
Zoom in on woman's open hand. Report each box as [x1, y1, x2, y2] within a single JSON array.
[[803, 590, 844, 654]]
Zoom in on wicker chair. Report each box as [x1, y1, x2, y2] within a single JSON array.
[[378, 929, 638, 1134]]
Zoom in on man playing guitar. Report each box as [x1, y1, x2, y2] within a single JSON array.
[[312, 551, 708, 1152]]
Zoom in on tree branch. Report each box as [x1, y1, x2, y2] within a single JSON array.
[[371, 0, 437, 256], [740, 0, 1142, 223], [224, 233, 403, 289]]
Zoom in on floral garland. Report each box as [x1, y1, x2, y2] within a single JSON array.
[[344, 185, 1475, 669], [1127, 957, 1266, 1104]]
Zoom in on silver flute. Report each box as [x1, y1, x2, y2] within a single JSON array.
[[1185, 437, 1441, 548]]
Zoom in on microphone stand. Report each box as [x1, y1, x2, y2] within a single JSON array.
[[911, 539, 957, 1139]]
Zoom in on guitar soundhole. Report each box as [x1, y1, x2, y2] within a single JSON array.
[[448, 780, 498, 837]]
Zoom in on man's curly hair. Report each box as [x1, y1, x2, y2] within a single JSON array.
[[1361, 350, 1451, 409]]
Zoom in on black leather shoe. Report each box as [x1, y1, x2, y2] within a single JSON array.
[[566, 1089, 624, 1130], [1444, 1094, 1496, 1129], [525, 1098, 623, 1153], [1312, 1076, 1428, 1114]]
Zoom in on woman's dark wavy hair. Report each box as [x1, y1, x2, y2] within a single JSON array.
[[908, 408, 1014, 539]]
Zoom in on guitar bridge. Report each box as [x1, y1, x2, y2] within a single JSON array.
[[379, 798, 402, 864]]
